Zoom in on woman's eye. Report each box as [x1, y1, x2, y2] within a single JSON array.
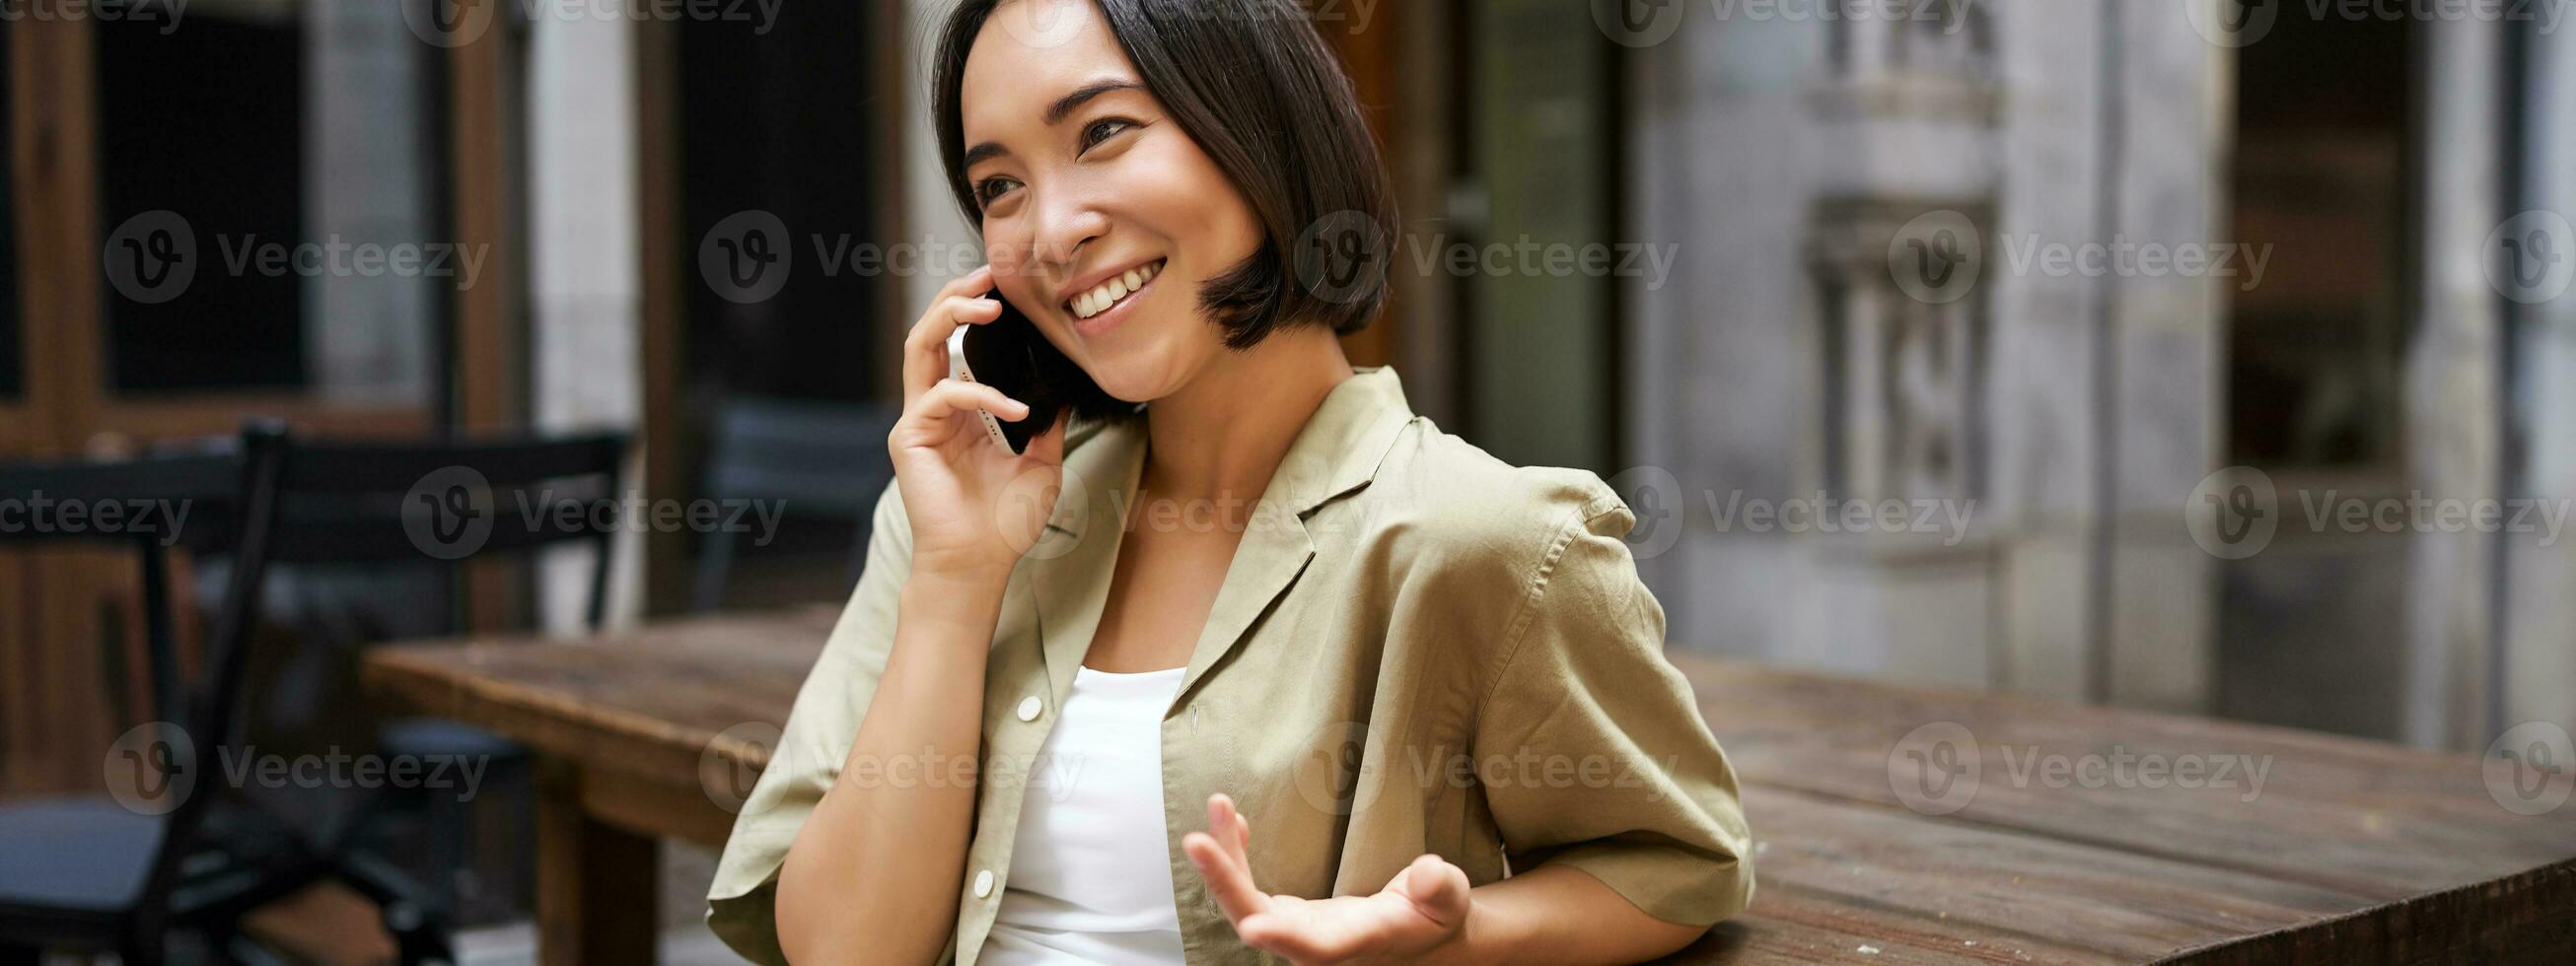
[[1080, 118, 1137, 152], [974, 177, 1019, 208]]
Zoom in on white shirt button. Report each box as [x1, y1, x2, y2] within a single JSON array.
[[1016, 696, 1042, 722], [973, 868, 995, 899]]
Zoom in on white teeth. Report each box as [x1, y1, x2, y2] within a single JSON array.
[[1069, 260, 1165, 320]]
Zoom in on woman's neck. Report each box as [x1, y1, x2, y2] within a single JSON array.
[[1139, 325, 1355, 522]]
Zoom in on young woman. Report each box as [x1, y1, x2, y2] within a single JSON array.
[[708, 1, 1754, 962]]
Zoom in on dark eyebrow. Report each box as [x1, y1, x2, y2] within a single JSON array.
[[962, 80, 1143, 172], [1045, 79, 1143, 126]]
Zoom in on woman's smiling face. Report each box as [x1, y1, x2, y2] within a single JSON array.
[[960, 0, 1267, 405]]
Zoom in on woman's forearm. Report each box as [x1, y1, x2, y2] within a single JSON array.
[[1443, 864, 1711, 966], [775, 568, 1010, 965]]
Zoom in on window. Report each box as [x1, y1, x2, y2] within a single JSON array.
[[96, 11, 309, 394]]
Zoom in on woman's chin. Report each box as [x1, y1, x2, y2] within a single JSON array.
[[1075, 346, 1191, 406]]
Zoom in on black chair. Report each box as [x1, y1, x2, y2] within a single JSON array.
[[0, 429, 290, 964], [692, 395, 897, 612], [176, 427, 630, 960]]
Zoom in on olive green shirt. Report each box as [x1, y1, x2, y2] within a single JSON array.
[[707, 367, 1754, 964]]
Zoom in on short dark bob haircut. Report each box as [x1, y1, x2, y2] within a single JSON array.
[[933, 0, 1398, 354]]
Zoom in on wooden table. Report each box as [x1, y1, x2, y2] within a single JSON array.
[[363, 605, 2576, 964]]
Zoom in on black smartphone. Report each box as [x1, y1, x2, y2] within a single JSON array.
[[947, 300, 1074, 455]]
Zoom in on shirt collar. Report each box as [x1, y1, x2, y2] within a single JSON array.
[[1042, 366, 1416, 540]]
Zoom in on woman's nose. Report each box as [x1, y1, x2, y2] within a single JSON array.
[[1026, 184, 1111, 271]]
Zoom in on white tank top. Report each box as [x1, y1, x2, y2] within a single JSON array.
[[980, 665, 1190, 965]]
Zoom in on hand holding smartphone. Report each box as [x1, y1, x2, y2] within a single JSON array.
[[945, 295, 1071, 455]]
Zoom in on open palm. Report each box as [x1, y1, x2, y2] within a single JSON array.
[[1182, 794, 1473, 965]]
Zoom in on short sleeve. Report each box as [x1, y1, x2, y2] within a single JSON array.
[[706, 479, 954, 964], [1470, 487, 1756, 928]]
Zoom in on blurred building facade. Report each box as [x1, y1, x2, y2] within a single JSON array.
[[10, 0, 2576, 810], [1619, 0, 2576, 752]]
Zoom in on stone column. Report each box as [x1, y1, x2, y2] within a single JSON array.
[[2101, 0, 2226, 713], [2502, 24, 2576, 745], [306, 0, 433, 407], [528, 0, 644, 633], [2403, 18, 2509, 750]]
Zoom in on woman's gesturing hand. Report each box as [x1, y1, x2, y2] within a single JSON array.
[[892, 265, 1071, 581], [1183, 794, 1476, 965]]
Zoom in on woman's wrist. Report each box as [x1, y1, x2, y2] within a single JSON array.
[[1433, 893, 1507, 966]]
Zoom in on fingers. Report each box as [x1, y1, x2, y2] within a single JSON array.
[[900, 266, 1001, 405], [1184, 832, 1269, 925], [1185, 794, 1271, 926], [1216, 794, 1252, 870], [891, 379, 1029, 451], [1021, 410, 1071, 467], [1399, 855, 1472, 930]]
